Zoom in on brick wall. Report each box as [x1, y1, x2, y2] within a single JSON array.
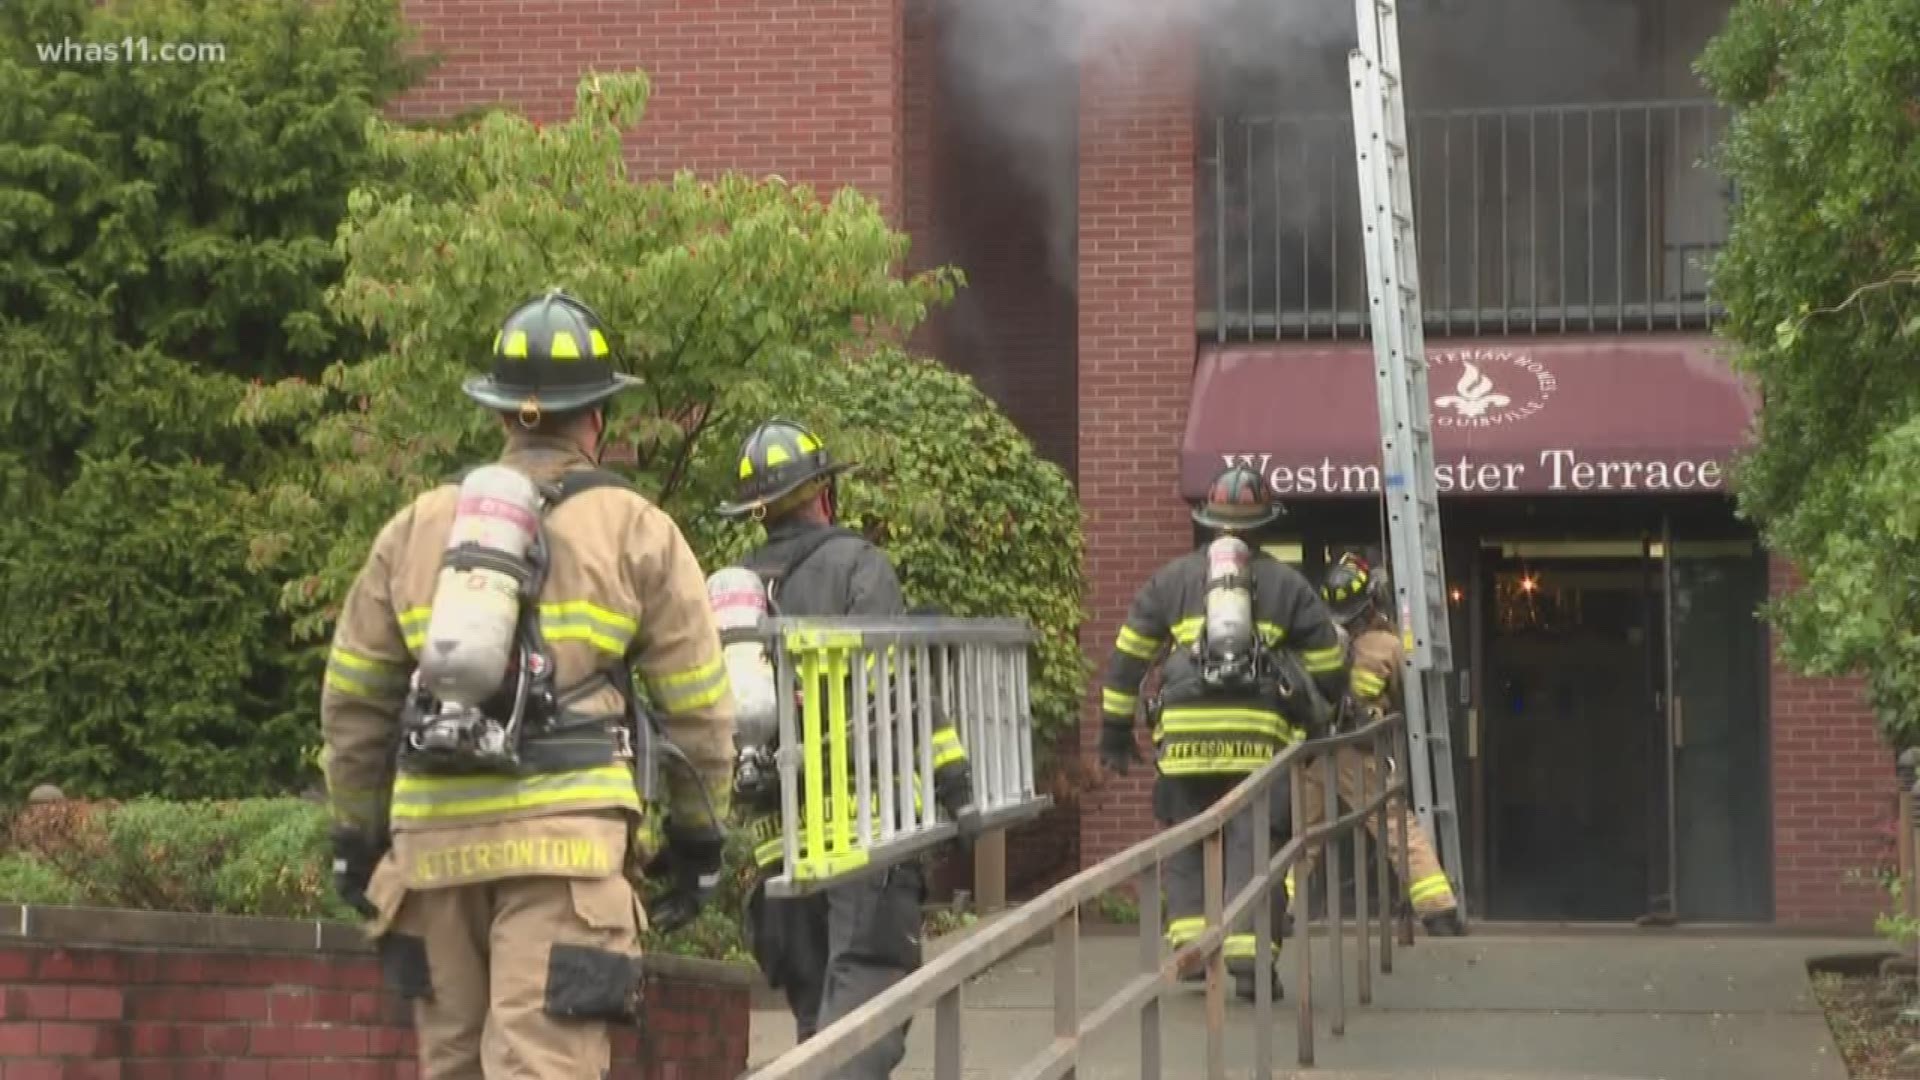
[[0, 907, 750, 1080], [1769, 557, 1892, 927], [894, 3, 1081, 474], [1075, 35, 1201, 866], [392, 0, 906, 224]]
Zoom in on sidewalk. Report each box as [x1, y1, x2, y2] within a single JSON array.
[[747, 924, 1869, 1078]]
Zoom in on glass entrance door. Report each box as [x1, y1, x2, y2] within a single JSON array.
[[1659, 532, 1772, 921], [1478, 544, 1665, 921]]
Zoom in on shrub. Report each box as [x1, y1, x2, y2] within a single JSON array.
[[0, 0, 418, 798], [238, 69, 956, 650], [2, 798, 351, 920], [0, 457, 317, 798], [701, 347, 1088, 760], [0, 798, 757, 963]]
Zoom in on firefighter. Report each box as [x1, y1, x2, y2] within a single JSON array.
[[1290, 553, 1465, 936], [718, 417, 973, 1079], [1097, 463, 1350, 1002], [323, 290, 736, 1079]]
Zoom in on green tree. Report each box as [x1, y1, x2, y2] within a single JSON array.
[[704, 348, 1089, 746], [0, 0, 418, 797], [1699, 0, 1920, 745], [241, 71, 955, 630], [242, 68, 1087, 765]]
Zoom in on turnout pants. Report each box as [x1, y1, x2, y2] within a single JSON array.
[[364, 863, 645, 1080], [1289, 744, 1456, 916], [748, 860, 926, 1079], [1156, 772, 1292, 978]]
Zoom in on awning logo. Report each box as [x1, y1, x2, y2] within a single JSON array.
[[1429, 349, 1555, 428]]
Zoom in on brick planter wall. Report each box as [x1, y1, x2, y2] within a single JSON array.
[[0, 904, 751, 1079]]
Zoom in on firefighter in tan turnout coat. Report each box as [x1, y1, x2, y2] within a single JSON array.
[[1288, 553, 1465, 936], [322, 291, 736, 1078]]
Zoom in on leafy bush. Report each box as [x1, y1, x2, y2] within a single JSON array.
[[0, 855, 81, 906], [1698, 0, 1920, 745], [239, 69, 957, 646], [2, 798, 350, 920], [702, 348, 1088, 755], [0, 457, 317, 798], [238, 68, 1082, 764], [0, 0, 418, 797], [0, 797, 756, 963]]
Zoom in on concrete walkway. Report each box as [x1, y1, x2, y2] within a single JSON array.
[[747, 924, 1871, 1079]]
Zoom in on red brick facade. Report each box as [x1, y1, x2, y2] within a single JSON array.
[[1074, 34, 1203, 865], [393, 0, 907, 223], [392, 1, 1890, 929], [1768, 558, 1890, 926]]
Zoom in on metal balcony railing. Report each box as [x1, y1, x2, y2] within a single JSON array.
[[1199, 98, 1733, 340]]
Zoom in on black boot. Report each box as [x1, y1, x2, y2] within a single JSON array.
[[1421, 909, 1467, 937], [1235, 966, 1285, 1002]]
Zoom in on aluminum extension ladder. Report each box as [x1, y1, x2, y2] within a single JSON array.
[[756, 616, 1052, 900], [1348, 0, 1469, 918]]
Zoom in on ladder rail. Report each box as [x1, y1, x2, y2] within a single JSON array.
[[1349, 0, 1469, 919]]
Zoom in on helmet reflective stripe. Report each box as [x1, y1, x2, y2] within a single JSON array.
[[465, 289, 632, 413], [719, 417, 855, 518]]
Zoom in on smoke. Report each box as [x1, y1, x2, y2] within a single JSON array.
[[932, 0, 1357, 290], [930, 0, 1662, 297]]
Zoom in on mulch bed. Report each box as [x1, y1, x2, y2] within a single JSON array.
[[1812, 968, 1920, 1079]]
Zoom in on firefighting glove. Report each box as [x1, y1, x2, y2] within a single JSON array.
[[647, 823, 725, 936], [330, 827, 386, 920], [1098, 723, 1145, 776], [935, 770, 981, 852]]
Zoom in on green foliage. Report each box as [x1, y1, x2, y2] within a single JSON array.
[[0, 797, 753, 962], [241, 70, 960, 648], [1698, 0, 1920, 745], [0, 0, 417, 797], [1089, 888, 1141, 926], [0, 855, 81, 906], [704, 348, 1089, 754], [0, 456, 317, 797], [1, 798, 352, 920]]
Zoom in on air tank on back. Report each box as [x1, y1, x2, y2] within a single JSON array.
[[1200, 535, 1256, 685], [708, 566, 780, 748], [417, 465, 544, 706]]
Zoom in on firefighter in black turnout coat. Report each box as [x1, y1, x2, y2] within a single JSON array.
[[1097, 464, 1350, 1001], [719, 418, 972, 1078]]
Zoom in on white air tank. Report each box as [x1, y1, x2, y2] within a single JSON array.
[[708, 566, 780, 748], [1202, 535, 1254, 661], [417, 465, 543, 706]]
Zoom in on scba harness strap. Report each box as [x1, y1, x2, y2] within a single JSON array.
[[398, 467, 641, 778]]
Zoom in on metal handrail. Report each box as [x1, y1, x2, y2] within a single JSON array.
[[748, 712, 1417, 1079]]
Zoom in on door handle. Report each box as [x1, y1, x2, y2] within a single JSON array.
[[1468, 706, 1480, 760], [1672, 696, 1684, 749]]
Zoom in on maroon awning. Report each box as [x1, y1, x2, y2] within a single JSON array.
[[1180, 335, 1759, 499]]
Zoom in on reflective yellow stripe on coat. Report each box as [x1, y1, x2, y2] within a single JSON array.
[[395, 602, 639, 659], [390, 764, 640, 824]]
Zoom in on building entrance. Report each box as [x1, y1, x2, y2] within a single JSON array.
[[1468, 528, 1772, 922], [1297, 498, 1770, 923], [1479, 553, 1659, 920]]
